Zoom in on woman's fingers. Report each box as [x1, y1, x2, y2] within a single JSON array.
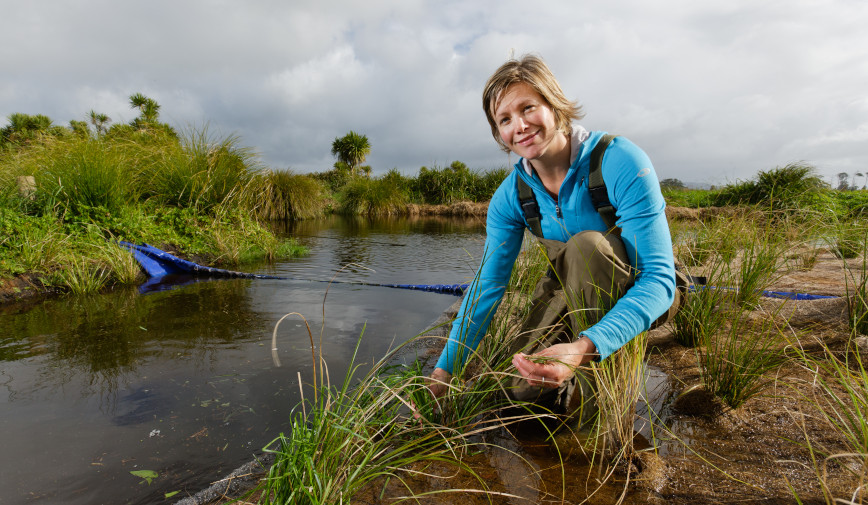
[[512, 353, 561, 388]]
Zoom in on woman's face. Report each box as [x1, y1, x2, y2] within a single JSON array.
[[493, 82, 564, 162]]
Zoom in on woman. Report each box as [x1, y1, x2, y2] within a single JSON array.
[[428, 54, 680, 417]]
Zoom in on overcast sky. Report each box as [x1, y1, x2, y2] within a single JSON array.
[[2, 0, 866, 186]]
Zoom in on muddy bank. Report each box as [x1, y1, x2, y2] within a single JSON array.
[[0, 273, 50, 305]]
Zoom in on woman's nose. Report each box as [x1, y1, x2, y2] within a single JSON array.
[[516, 117, 528, 132]]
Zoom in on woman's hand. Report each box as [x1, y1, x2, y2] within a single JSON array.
[[426, 367, 452, 398], [512, 338, 597, 388]]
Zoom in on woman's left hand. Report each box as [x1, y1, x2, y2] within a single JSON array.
[[512, 338, 596, 388]]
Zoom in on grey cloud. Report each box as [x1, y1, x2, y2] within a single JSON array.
[[2, 0, 866, 186]]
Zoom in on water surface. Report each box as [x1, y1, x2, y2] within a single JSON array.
[[0, 215, 486, 505]]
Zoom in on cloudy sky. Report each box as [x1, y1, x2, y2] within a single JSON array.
[[2, 0, 866, 186]]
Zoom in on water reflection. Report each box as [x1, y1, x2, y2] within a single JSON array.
[[0, 214, 487, 505]]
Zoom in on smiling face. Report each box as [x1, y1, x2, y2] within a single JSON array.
[[493, 82, 568, 163]]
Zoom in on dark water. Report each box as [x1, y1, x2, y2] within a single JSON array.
[[0, 215, 486, 505]]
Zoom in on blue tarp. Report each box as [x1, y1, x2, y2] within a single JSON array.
[[118, 241, 469, 296]]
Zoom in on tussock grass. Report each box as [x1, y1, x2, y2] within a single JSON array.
[[142, 128, 260, 212], [251, 169, 329, 220], [98, 241, 143, 285], [673, 221, 716, 268], [338, 176, 409, 216], [736, 230, 785, 309], [410, 163, 507, 205], [49, 255, 111, 295], [785, 335, 868, 503], [672, 257, 732, 348], [261, 365, 480, 504], [698, 305, 785, 409], [713, 162, 828, 211], [0, 210, 69, 274], [839, 226, 868, 338], [262, 311, 492, 503], [591, 331, 647, 462]]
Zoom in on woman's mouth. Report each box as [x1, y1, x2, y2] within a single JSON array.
[[516, 131, 538, 146]]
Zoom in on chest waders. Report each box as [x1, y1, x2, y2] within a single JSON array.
[[509, 135, 689, 426]]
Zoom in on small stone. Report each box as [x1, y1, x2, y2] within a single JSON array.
[[854, 336, 868, 355]]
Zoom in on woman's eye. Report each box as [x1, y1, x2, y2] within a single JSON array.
[[524, 104, 535, 112], [499, 117, 510, 126]]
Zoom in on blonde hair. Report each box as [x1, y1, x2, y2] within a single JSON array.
[[482, 54, 584, 152]]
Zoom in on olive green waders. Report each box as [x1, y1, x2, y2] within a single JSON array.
[[508, 230, 686, 426]]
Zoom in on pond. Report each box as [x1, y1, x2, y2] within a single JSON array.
[[0, 215, 488, 505]]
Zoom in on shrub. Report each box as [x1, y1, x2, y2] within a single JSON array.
[[338, 176, 408, 216], [140, 128, 260, 212], [251, 170, 329, 220], [713, 163, 827, 211]]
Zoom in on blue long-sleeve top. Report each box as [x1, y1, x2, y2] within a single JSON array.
[[435, 131, 676, 374]]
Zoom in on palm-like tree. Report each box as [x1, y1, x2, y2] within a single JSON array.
[[88, 110, 111, 136], [129, 93, 161, 126], [331, 131, 371, 176]]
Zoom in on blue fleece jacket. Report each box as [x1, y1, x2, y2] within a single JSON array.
[[435, 131, 676, 374]]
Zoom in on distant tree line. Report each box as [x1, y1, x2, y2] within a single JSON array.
[[0, 93, 176, 149], [836, 172, 868, 191]]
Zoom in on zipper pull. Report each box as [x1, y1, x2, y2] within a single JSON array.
[[556, 205, 563, 218]]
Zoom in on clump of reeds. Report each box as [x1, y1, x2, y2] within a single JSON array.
[[712, 162, 827, 211], [251, 169, 329, 220], [261, 311, 494, 504], [48, 255, 111, 295], [735, 229, 784, 309], [260, 368, 480, 504], [0, 209, 68, 274], [15, 137, 145, 216], [141, 127, 260, 212], [672, 256, 732, 348], [838, 226, 868, 337], [338, 175, 409, 216], [784, 332, 868, 503], [98, 241, 143, 285], [673, 221, 715, 268], [590, 331, 647, 462], [834, 220, 867, 260], [409, 163, 507, 204], [697, 304, 784, 409]]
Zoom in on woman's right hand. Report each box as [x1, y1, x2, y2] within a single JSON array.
[[427, 367, 452, 398]]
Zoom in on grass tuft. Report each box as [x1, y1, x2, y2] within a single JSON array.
[[698, 305, 784, 409]]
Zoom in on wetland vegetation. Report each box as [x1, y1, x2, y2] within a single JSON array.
[[232, 165, 868, 504], [4, 102, 868, 503]]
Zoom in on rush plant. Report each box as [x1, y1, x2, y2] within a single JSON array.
[[697, 305, 784, 409]]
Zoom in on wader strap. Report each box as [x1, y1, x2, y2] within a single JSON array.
[[517, 176, 544, 238], [588, 134, 619, 232]]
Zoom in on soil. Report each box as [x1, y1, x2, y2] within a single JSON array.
[[0, 273, 51, 305]]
